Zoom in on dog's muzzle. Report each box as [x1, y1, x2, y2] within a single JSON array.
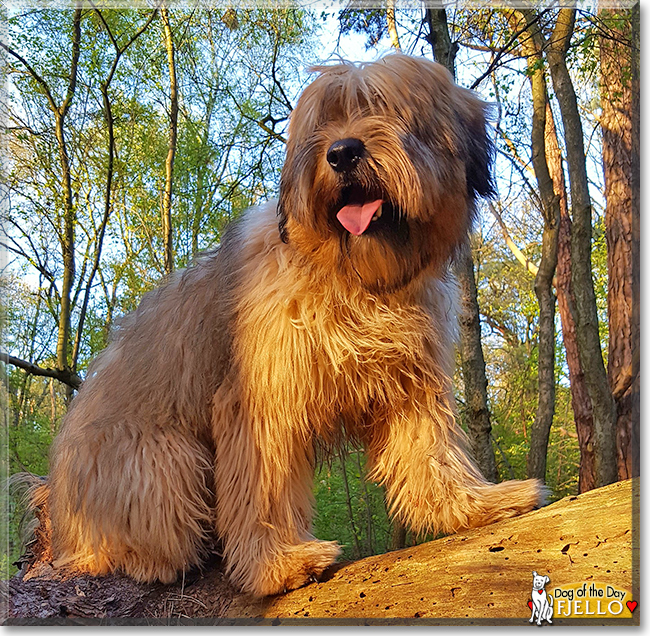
[[327, 138, 385, 236]]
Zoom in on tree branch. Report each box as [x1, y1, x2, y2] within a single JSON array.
[[0, 42, 57, 110], [59, 8, 82, 119], [257, 119, 287, 144], [468, 10, 549, 90], [1, 352, 82, 390], [488, 203, 539, 278]]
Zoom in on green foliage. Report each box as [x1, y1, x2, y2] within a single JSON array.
[[313, 448, 392, 560]]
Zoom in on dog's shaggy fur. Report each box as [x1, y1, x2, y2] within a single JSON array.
[[36, 54, 543, 597]]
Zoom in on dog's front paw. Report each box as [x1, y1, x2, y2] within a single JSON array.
[[281, 540, 341, 592], [247, 539, 341, 597], [471, 478, 547, 528]]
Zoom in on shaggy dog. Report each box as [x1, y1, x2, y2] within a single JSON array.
[[35, 54, 543, 597]]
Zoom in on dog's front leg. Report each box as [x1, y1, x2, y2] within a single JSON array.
[[212, 381, 340, 597], [365, 389, 545, 536]]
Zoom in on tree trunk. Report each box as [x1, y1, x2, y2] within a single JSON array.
[[600, 7, 634, 481], [54, 110, 75, 402], [512, 10, 597, 492], [54, 9, 82, 403], [8, 480, 637, 623], [385, 0, 400, 50], [554, 182, 596, 493], [425, 7, 497, 483], [351, 451, 375, 555], [517, 19, 559, 483], [161, 5, 178, 275], [527, 236, 557, 482], [338, 448, 362, 560], [527, 8, 617, 487], [456, 249, 499, 483], [228, 480, 636, 622], [629, 2, 640, 480], [72, 7, 158, 371], [545, 102, 596, 492], [424, 8, 458, 73], [389, 519, 407, 551]]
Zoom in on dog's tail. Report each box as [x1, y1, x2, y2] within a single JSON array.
[[8, 472, 52, 568], [9, 471, 48, 510]]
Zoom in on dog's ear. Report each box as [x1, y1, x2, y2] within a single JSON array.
[[544, 576, 550, 585], [457, 89, 495, 201], [532, 571, 537, 577]]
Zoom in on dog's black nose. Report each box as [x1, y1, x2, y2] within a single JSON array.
[[327, 138, 365, 173]]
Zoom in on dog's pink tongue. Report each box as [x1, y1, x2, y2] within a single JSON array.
[[337, 200, 383, 236]]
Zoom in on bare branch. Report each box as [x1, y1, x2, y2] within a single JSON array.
[[269, 37, 295, 113], [469, 10, 549, 90], [488, 203, 540, 279], [0, 42, 57, 110], [1, 352, 82, 390], [257, 119, 287, 144], [0, 238, 56, 286]]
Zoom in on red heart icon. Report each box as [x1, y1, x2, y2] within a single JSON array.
[[538, 589, 543, 594], [527, 600, 533, 610], [626, 600, 637, 613]]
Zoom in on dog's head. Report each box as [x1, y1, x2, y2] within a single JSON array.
[[278, 53, 494, 293], [532, 571, 550, 591]]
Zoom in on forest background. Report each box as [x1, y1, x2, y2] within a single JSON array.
[[0, 1, 639, 577]]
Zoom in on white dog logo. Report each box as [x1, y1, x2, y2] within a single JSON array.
[[530, 571, 553, 625]]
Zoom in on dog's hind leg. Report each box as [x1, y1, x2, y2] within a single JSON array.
[[364, 389, 545, 537], [212, 380, 340, 597], [47, 419, 214, 583]]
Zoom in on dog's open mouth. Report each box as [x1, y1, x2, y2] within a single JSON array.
[[334, 184, 398, 236], [337, 199, 383, 236]]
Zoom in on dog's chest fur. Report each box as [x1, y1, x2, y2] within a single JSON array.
[[230, 204, 456, 435]]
